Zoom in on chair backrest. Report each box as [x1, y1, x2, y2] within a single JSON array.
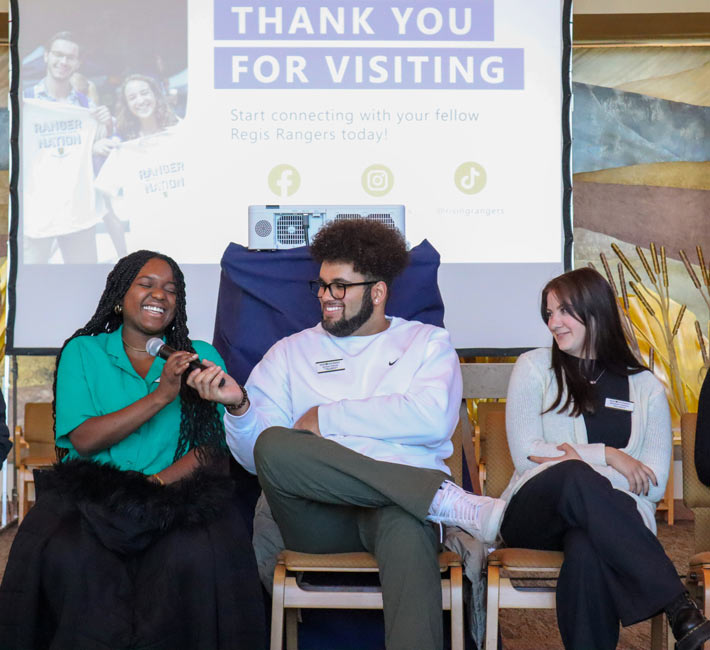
[[477, 403, 512, 498], [24, 403, 54, 443], [457, 363, 514, 496], [22, 402, 55, 461], [446, 420, 464, 486], [680, 413, 710, 553], [681, 413, 707, 506]]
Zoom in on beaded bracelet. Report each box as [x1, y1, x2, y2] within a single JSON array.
[[226, 385, 249, 412]]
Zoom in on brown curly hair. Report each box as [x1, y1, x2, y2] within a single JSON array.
[[309, 220, 409, 287]]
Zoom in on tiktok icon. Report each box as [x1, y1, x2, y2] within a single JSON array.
[[454, 162, 487, 195]]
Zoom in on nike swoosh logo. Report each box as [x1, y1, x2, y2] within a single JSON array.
[[388, 359, 398, 366]]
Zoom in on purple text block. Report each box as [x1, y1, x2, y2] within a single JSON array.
[[215, 47, 523, 90], [214, 0, 494, 41]]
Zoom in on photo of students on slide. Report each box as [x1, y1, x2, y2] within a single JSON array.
[[18, 0, 187, 264], [94, 73, 188, 257]]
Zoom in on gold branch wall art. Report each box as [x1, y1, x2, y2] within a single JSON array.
[[593, 243, 709, 424]]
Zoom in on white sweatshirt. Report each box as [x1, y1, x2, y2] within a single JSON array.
[[225, 317, 463, 475]]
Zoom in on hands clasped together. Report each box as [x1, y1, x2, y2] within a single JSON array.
[[529, 442, 658, 496]]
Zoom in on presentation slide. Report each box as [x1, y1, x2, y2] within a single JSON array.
[[11, 0, 568, 351]]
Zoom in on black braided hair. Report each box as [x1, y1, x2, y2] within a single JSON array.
[[53, 250, 226, 465]]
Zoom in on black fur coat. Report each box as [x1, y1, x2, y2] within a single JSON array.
[[0, 460, 266, 650]]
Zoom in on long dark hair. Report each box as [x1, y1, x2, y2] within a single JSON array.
[[541, 267, 646, 417], [53, 250, 225, 464], [115, 74, 178, 140]]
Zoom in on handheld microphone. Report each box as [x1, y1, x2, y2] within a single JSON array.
[[146, 338, 225, 387]]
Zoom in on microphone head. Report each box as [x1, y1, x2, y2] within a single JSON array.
[[145, 338, 165, 357]]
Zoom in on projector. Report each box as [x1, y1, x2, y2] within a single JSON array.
[[248, 205, 406, 250]]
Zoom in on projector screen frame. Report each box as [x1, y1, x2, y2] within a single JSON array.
[[7, 0, 574, 357]]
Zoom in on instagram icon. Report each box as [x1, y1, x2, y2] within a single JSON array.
[[362, 164, 393, 197]]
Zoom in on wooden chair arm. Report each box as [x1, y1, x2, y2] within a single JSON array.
[[15, 431, 30, 451]]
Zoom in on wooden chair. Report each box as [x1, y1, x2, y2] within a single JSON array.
[[483, 403, 667, 650], [270, 362, 506, 650], [14, 402, 55, 523], [680, 412, 710, 628]]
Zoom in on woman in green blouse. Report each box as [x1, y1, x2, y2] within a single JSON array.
[[54, 253, 225, 478], [0, 250, 265, 650]]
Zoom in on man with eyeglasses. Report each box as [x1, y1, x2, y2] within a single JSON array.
[[188, 219, 505, 650], [23, 31, 112, 264]]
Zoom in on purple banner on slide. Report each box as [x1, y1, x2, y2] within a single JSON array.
[[214, 47, 524, 89], [213, 0, 494, 41]]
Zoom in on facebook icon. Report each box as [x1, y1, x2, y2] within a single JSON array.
[[268, 164, 301, 197]]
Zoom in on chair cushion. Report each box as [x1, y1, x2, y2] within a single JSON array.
[[20, 442, 56, 465], [689, 551, 710, 567], [488, 548, 564, 570], [279, 550, 461, 572], [22, 454, 56, 468], [487, 548, 563, 582]]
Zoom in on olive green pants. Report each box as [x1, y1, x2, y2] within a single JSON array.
[[254, 426, 450, 650]]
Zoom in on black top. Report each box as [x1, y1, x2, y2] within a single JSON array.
[[694, 370, 710, 486], [582, 361, 632, 449], [0, 390, 11, 464]]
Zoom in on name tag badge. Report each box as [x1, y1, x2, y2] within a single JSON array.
[[315, 358, 345, 374], [605, 397, 634, 412]]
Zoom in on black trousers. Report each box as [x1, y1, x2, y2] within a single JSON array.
[[500, 460, 683, 650]]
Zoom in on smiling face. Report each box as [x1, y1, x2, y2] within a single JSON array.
[[318, 261, 378, 337], [545, 291, 589, 358], [45, 38, 80, 82], [124, 79, 157, 121], [120, 258, 177, 339]]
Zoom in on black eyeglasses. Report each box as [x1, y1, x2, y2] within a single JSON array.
[[309, 280, 377, 300]]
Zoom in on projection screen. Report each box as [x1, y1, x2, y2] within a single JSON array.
[[9, 0, 571, 353]]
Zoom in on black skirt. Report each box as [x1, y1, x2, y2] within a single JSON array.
[[0, 460, 266, 650]]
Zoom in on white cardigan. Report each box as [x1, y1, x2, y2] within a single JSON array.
[[501, 348, 672, 532]]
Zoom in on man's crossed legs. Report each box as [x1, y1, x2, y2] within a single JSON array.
[[254, 427, 505, 650]]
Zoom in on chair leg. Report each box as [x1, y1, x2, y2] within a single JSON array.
[[449, 566, 464, 650], [18, 474, 26, 524], [650, 612, 666, 650], [686, 565, 709, 650], [270, 564, 286, 650], [703, 567, 710, 650], [285, 609, 299, 650], [666, 458, 674, 526], [485, 565, 501, 650]]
